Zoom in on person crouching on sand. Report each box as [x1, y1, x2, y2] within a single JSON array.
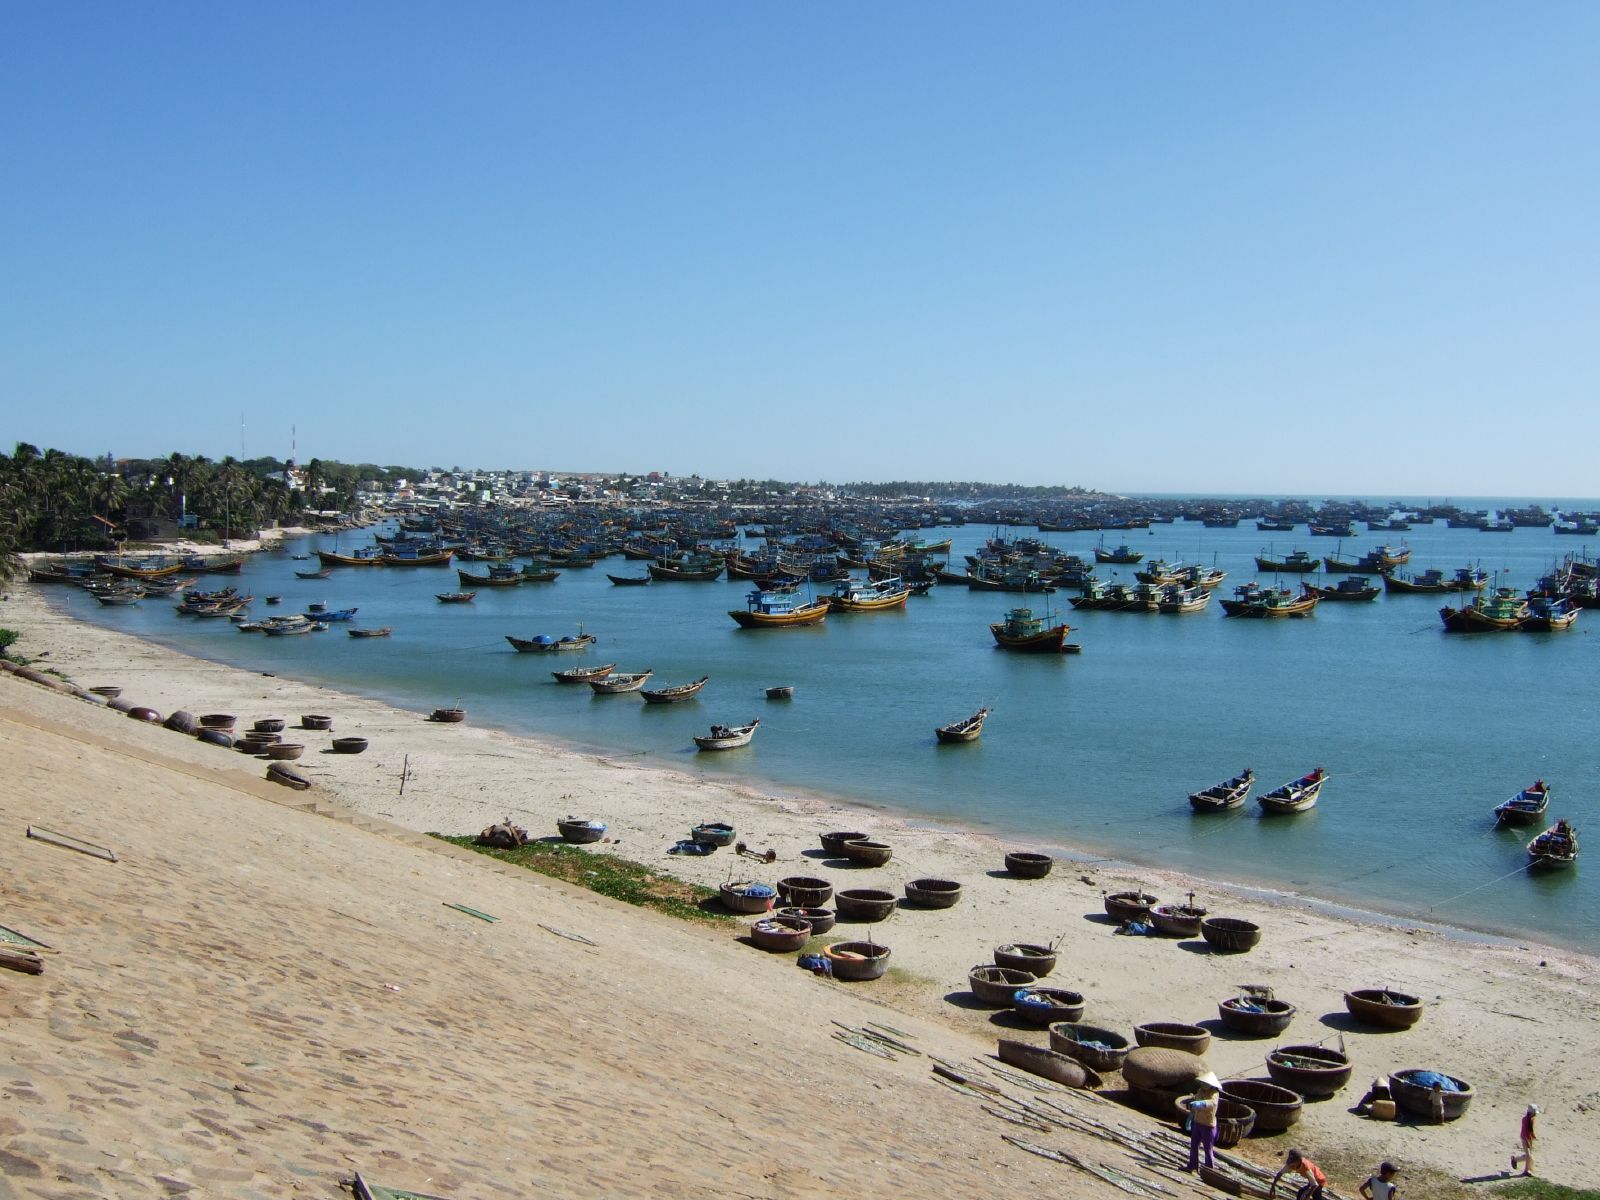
[[1271, 1149, 1328, 1200], [1511, 1105, 1538, 1176]]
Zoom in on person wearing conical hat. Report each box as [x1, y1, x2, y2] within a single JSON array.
[[1178, 1077, 1220, 1172]]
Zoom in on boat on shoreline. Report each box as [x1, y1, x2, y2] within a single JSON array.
[[1259, 768, 1327, 814], [1189, 769, 1254, 813]]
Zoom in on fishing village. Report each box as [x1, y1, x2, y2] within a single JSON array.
[[2, 463, 1597, 1200]]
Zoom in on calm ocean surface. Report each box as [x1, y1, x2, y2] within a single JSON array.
[[61, 499, 1600, 953]]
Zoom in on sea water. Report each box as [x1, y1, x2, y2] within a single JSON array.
[[63, 500, 1600, 953]]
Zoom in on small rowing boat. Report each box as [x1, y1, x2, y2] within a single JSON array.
[[639, 675, 709, 704], [1527, 820, 1578, 870], [1189, 768, 1254, 813], [552, 663, 615, 684], [694, 719, 760, 751], [1258, 768, 1327, 814], [588, 669, 653, 694], [1494, 780, 1550, 827], [935, 707, 990, 744]]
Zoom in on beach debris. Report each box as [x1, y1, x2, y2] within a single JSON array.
[[0, 947, 44, 976], [25, 825, 117, 863], [667, 839, 716, 855], [538, 924, 597, 947], [735, 840, 778, 863], [442, 902, 498, 923], [476, 819, 529, 849], [831, 1021, 921, 1056], [797, 952, 832, 977]]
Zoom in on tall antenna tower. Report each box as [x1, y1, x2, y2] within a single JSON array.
[[240, 412, 246, 459]]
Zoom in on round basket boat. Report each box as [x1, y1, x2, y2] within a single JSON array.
[[1344, 988, 1424, 1030], [1104, 891, 1158, 922], [265, 743, 306, 761], [331, 736, 368, 754], [842, 838, 893, 867], [968, 965, 1037, 1006], [1220, 1079, 1303, 1133], [777, 876, 833, 907], [719, 881, 776, 914], [1201, 917, 1261, 953], [300, 714, 334, 731], [430, 707, 466, 724], [995, 942, 1056, 977], [825, 940, 891, 981], [691, 822, 737, 847], [1004, 851, 1054, 879], [240, 729, 281, 745], [1048, 1023, 1132, 1073], [265, 762, 312, 791], [196, 729, 234, 748], [1218, 996, 1297, 1036], [820, 830, 869, 855], [105, 697, 136, 713], [1175, 1096, 1256, 1148], [1266, 1045, 1354, 1097], [1013, 986, 1085, 1026], [163, 710, 198, 734], [1389, 1069, 1473, 1121], [904, 878, 962, 909], [834, 889, 898, 922], [90, 686, 122, 700], [556, 817, 607, 845], [1149, 903, 1207, 938], [750, 915, 812, 952], [776, 906, 835, 936], [1124, 1046, 1212, 1094], [199, 712, 235, 730], [1134, 1022, 1212, 1055], [252, 717, 286, 733], [127, 706, 162, 723], [1126, 1080, 1198, 1117]]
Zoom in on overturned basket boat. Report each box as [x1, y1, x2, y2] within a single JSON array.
[[1344, 988, 1424, 1029], [820, 830, 869, 855], [1201, 916, 1261, 953], [776, 906, 835, 936], [1048, 1023, 1131, 1073], [968, 965, 1037, 1006], [750, 915, 812, 952], [1219, 1079, 1302, 1133], [1266, 1045, 1353, 1097], [1218, 995, 1297, 1037], [1148, 903, 1207, 938], [691, 821, 737, 847], [1004, 851, 1054, 878], [1104, 891, 1158, 922], [777, 876, 833, 907], [834, 888, 898, 922], [1013, 987, 1085, 1026], [903, 878, 962, 909], [719, 881, 776, 914], [1390, 1068, 1474, 1121], [842, 838, 893, 867], [1133, 1022, 1211, 1055], [997, 1039, 1102, 1090], [824, 939, 891, 981], [994, 942, 1056, 977], [556, 817, 607, 844]]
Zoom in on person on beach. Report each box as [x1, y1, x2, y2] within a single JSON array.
[[1511, 1105, 1538, 1176], [1179, 1078, 1220, 1171], [1359, 1161, 1399, 1200], [1270, 1149, 1327, 1200], [1431, 1081, 1446, 1124]]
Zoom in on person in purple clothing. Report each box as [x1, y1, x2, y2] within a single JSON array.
[[1179, 1077, 1221, 1171]]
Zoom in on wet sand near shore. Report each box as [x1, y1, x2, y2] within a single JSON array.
[[3, 582, 1595, 1194]]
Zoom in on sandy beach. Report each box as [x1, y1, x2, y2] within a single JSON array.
[[3, 580, 1595, 1196]]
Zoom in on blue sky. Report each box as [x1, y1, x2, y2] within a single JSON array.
[[3, 4, 1596, 493]]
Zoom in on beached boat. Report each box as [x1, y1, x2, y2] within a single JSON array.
[[1494, 780, 1550, 827], [728, 589, 830, 628], [640, 675, 709, 704], [588, 670, 653, 694], [694, 719, 760, 751], [935, 707, 990, 743], [552, 663, 615, 684], [507, 632, 597, 652], [347, 627, 393, 638], [1440, 587, 1528, 632], [1219, 582, 1319, 618], [1527, 820, 1578, 870], [1307, 576, 1380, 602], [989, 606, 1069, 652], [1189, 768, 1254, 813], [97, 556, 187, 579], [436, 591, 477, 604], [1258, 767, 1327, 814], [827, 576, 911, 612]]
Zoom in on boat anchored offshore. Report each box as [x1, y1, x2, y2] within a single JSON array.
[[729, 588, 830, 628], [989, 606, 1071, 652], [1258, 768, 1327, 814], [827, 576, 911, 612], [1527, 820, 1578, 870], [1189, 768, 1255, 813], [1494, 780, 1550, 827], [694, 719, 760, 751], [935, 708, 990, 744]]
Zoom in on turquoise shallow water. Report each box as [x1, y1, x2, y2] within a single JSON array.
[[62, 503, 1600, 952]]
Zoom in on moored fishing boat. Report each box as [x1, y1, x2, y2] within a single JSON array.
[[606, 573, 652, 586], [728, 589, 830, 628], [1258, 768, 1327, 814], [1306, 576, 1380, 602], [456, 565, 523, 587], [1219, 582, 1319, 617], [1156, 583, 1209, 613], [1440, 587, 1528, 632], [639, 675, 710, 704], [294, 567, 334, 579], [989, 606, 1070, 652], [1094, 542, 1144, 564], [1527, 820, 1578, 870], [1384, 565, 1488, 593], [694, 718, 760, 750], [935, 707, 990, 743], [316, 547, 384, 567], [382, 547, 454, 566], [827, 576, 911, 612], [588, 669, 653, 694], [552, 662, 615, 683], [507, 632, 597, 652], [1189, 768, 1254, 813], [1521, 596, 1579, 632], [347, 626, 393, 638], [1254, 548, 1319, 573], [1494, 780, 1550, 827], [435, 591, 477, 604]]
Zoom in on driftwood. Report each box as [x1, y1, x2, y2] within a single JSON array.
[[0, 947, 44, 976]]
